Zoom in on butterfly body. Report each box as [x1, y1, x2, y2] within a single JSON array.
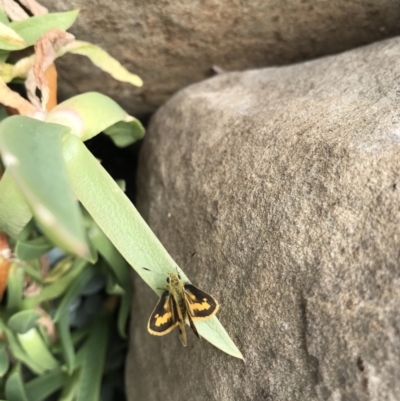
[[147, 272, 219, 346]]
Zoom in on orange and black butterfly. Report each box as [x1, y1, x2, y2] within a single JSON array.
[[147, 272, 219, 346]]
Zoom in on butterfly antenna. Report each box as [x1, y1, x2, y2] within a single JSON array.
[[143, 267, 166, 278], [181, 251, 196, 271]]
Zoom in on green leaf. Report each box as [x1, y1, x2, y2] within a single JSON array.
[[15, 236, 53, 261], [73, 342, 86, 369], [23, 258, 88, 309], [195, 317, 243, 359], [55, 313, 75, 374], [0, 348, 9, 377], [0, 50, 10, 62], [0, 116, 89, 257], [10, 10, 79, 48], [0, 22, 25, 51], [0, 324, 45, 374], [117, 291, 130, 338], [86, 218, 130, 288], [45, 92, 141, 143], [0, 61, 15, 82], [115, 179, 126, 192], [53, 264, 96, 322], [22, 261, 43, 283], [0, 8, 9, 24], [76, 313, 110, 401], [62, 132, 243, 358], [103, 270, 130, 337], [105, 274, 124, 296], [103, 119, 145, 148], [0, 104, 8, 121], [17, 328, 59, 371], [7, 310, 41, 334], [62, 40, 143, 87], [0, 170, 32, 238], [43, 255, 74, 284], [58, 370, 80, 401], [24, 367, 67, 401], [5, 364, 29, 401], [62, 134, 178, 290], [52, 326, 88, 356], [6, 264, 24, 313], [16, 219, 35, 241]]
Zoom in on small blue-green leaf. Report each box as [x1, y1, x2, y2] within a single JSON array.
[[5, 364, 29, 401], [7, 310, 41, 334], [0, 50, 9, 62], [103, 118, 145, 147], [46, 92, 136, 142], [52, 326, 88, 356], [10, 10, 79, 48], [43, 255, 74, 284], [86, 219, 130, 288], [16, 219, 35, 241], [55, 313, 75, 374], [0, 170, 32, 238], [61, 41, 143, 87], [115, 179, 126, 192], [0, 104, 8, 120], [0, 8, 9, 24], [15, 236, 53, 261], [22, 260, 43, 283], [53, 264, 96, 322], [17, 328, 59, 371], [0, 324, 44, 374], [6, 264, 24, 313], [0, 348, 9, 377], [0, 22, 26, 50], [0, 116, 89, 257], [24, 367, 67, 401], [23, 258, 88, 309], [103, 273, 130, 337], [76, 313, 110, 401], [117, 292, 130, 338], [58, 369, 80, 401]]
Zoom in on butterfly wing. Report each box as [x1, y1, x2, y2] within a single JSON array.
[[184, 284, 219, 320], [183, 294, 201, 339], [147, 290, 179, 336]]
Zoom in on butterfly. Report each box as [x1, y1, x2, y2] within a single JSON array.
[[147, 272, 219, 346]]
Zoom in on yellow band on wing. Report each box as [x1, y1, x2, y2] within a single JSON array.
[[154, 312, 173, 326]]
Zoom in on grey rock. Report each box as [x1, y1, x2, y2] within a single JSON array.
[[127, 37, 400, 400], [42, 0, 400, 117]]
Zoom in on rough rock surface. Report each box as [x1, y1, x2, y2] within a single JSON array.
[[127, 37, 400, 401], [42, 0, 400, 116]]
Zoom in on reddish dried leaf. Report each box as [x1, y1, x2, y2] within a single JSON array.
[[0, 232, 11, 301], [0, 0, 30, 21], [32, 29, 74, 110], [44, 62, 57, 110], [0, 77, 37, 116], [18, 0, 48, 16], [0, 258, 11, 301]]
